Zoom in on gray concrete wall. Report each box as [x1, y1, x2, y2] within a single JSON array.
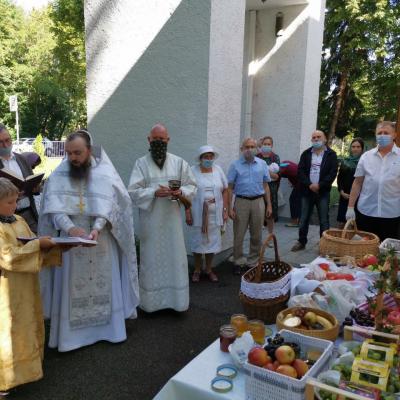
[[85, 0, 212, 183]]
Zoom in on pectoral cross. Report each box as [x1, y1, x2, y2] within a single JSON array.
[[77, 183, 85, 214]]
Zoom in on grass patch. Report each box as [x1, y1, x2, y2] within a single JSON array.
[[33, 157, 62, 177]]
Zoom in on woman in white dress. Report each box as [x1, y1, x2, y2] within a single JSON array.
[[185, 146, 228, 282]]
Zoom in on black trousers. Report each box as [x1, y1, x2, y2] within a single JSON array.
[[355, 210, 400, 241]]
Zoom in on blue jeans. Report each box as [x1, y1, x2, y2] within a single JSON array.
[[298, 192, 330, 245]]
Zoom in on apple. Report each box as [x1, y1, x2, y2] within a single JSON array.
[[275, 345, 296, 365], [263, 362, 276, 371], [387, 310, 400, 326], [273, 360, 280, 369], [292, 359, 309, 378], [248, 347, 270, 367], [362, 254, 378, 267], [303, 311, 317, 327], [276, 365, 298, 378]]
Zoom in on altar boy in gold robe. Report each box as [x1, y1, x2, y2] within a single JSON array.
[[0, 178, 62, 395]]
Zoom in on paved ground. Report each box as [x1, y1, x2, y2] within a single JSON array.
[[10, 222, 321, 400]]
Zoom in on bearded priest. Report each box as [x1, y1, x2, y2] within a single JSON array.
[[39, 130, 139, 352], [128, 124, 197, 313]]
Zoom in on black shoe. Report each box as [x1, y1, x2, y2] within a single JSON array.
[[291, 242, 305, 252]]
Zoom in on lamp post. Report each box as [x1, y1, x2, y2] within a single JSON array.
[[9, 95, 19, 143]]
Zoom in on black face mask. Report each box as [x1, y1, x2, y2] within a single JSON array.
[[149, 140, 168, 169]]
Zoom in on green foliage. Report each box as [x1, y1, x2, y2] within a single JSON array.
[[318, 0, 400, 140], [0, 0, 86, 140], [32, 133, 46, 165]]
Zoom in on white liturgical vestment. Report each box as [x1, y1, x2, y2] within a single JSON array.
[[128, 152, 197, 312], [39, 147, 139, 352]]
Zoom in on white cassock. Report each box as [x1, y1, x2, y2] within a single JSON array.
[[39, 147, 139, 352], [128, 153, 197, 312]]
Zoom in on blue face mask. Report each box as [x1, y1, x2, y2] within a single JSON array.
[[312, 141, 324, 149], [0, 145, 12, 158], [261, 145, 272, 153], [201, 159, 214, 168], [376, 134, 393, 148]]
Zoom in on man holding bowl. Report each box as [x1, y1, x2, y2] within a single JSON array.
[[128, 124, 197, 313]]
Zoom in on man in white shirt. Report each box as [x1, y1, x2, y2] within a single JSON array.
[[0, 123, 39, 231], [347, 121, 400, 241]]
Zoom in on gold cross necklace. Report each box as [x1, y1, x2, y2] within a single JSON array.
[[77, 180, 85, 214]]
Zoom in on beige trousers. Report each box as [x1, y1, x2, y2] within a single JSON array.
[[233, 197, 265, 266]]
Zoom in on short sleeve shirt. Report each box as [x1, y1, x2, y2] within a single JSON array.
[[227, 156, 271, 196], [355, 145, 400, 218]]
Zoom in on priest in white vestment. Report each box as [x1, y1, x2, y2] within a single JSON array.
[[128, 124, 197, 312], [39, 130, 139, 352]]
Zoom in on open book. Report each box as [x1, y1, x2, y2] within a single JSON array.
[[0, 168, 44, 193], [17, 237, 98, 246]]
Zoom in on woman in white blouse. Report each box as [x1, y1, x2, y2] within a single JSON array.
[[186, 145, 228, 282]]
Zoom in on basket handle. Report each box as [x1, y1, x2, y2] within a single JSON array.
[[254, 234, 280, 283], [341, 219, 358, 238]]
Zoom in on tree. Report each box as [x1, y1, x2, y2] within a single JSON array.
[[318, 0, 400, 140]]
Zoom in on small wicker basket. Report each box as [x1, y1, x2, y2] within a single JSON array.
[[275, 307, 339, 342], [319, 219, 379, 260], [239, 234, 292, 324]]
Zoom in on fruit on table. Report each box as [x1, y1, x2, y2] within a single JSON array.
[[349, 309, 374, 327], [361, 254, 378, 267], [387, 310, 400, 326], [276, 364, 298, 378], [292, 359, 309, 378], [318, 263, 330, 271], [248, 347, 271, 367], [275, 345, 296, 365], [303, 311, 318, 326], [325, 272, 354, 281], [315, 315, 333, 329]]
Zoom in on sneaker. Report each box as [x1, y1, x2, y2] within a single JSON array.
[[291, 242, 305, 252]]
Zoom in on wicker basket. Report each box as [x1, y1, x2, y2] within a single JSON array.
[[275, 307, 339, 341], [239, 234, 292, 324], [319, 219, 379, 260]]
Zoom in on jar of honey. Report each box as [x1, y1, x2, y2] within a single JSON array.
[[230, 314, 248, 337], [248, 319, 265, 345], [219, 325, 237, 352]]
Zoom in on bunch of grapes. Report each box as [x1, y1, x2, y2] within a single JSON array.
[[294, 308, 306, 319], [349, 309, 374, 327]]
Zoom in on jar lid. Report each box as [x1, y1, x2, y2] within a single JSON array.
[[211, 377, 233, 393], [216, 363, 238, 379]]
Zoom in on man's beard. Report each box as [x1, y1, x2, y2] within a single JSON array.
[[69, 159, 91, 180]]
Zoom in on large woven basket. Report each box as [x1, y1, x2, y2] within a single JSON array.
[[276, 307, 339, 342], [239, 234, 292, 324], [319, 219, 379, 259]]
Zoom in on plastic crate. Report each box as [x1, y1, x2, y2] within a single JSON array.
[[243, 329, 333, 400]]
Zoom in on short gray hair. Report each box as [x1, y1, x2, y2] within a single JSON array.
[[376, 121, 396, 131], [0, 178, 19, 200], [241, 137, 257, 148]]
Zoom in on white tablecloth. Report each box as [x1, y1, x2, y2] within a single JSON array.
[[153, 339, 246, 400]]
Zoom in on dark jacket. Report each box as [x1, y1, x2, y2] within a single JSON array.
[[0, 152, 38, 220], [337, 162, 356, 195], [297, 146, 338, 195]]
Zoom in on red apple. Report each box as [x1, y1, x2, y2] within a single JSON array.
[[263, 362, 276, 371], [276, 365, 298, 378], [248, 347, 269, 367], [292, 359, 309, 378], [362, 254, 378, 267], [387, 310, 400, 326], [275, 345, 296, 365], [273, 360, 280, 369]]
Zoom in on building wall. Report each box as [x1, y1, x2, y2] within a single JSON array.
[[241, 1, 325, 217], [85, 0, 212, 183]]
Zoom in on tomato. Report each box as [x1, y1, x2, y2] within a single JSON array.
[[318, 263, 330, 271], [325, 272, 354, 281]]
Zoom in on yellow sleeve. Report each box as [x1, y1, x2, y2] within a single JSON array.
[[0, 236, 42, 273], [42, 246, 62, 267]]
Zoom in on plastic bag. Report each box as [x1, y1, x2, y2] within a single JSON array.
[[319, 280, 363, 323], [288, 292, 330, 311]]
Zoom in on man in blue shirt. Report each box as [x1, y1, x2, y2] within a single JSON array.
[[227, 138, 272, 274]]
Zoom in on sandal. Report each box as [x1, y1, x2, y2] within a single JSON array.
[[191, 271, 200, 283], [207, 271, 218, 282]]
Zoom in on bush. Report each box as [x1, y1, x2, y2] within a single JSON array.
[[33, 134, 46, 168]]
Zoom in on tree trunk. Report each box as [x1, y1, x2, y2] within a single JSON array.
[[328, 70, 349, 142]]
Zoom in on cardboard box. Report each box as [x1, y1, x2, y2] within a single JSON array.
[[351, 356, 389, 391], [360, 339, 397, 366]]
